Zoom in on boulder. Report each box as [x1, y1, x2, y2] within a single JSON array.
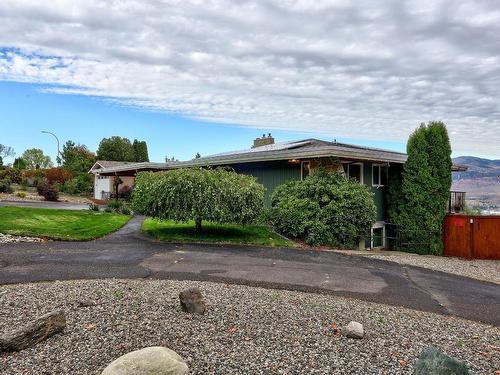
[[179, 288, 207, 314], [101, 346, 189, 375], [0, 309, 66, 352], [342, 321, 364, 339], [414, 347, 469, 375], [78, 298, 96, 308]]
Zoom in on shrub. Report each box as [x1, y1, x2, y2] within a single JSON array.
[[61, 173, 93, 195], [16, 192, 26, 198], [37, 182, 59, 201], [131, 168, 265, 232], [270, 169, 376, 247], [120, 204, 132, 215], [46, 167, 73, 185], [0, 168, 22, 184], [107, 199, 123, 210], [88, 203, 100, 211], [0, 178, 13, 193], [118, 185, 132, 200]]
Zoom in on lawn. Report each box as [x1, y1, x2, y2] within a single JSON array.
[[142, 218, 296, 247], [0, 206, 131, 240]]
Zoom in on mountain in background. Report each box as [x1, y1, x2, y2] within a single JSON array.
[[452, 156, 500, 213]]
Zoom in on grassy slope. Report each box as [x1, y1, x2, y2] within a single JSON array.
[[0, 206, 131, 240], [142, 218, 296, 247]]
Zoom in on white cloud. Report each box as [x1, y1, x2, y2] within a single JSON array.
[[0, 0, 499, 155]]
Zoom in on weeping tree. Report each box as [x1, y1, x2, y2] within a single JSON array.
[[388, 121, 452, 255], [131, 168, 265, 232]]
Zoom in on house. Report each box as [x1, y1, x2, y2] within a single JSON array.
[[90, 135, 467, 248]]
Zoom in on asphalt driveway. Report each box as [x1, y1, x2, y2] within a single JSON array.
[[1, 216, 499, 326]]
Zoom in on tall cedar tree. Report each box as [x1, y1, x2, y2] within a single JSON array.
[[132, 140, 149, 162], [96, 136, 135, 161], [389, 122, 452, 255]]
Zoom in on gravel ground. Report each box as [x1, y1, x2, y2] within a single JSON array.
[[0, 279, 498, 375], [0, 233, 44, 243], [362, 253, 500, 285], [0, 192, 92, 204]]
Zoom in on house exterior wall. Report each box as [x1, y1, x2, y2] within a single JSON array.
[[232, 161, 302, 207]]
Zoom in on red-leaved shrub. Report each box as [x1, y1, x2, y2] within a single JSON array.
[[37, 182, 59, 201], [46, 168, 73, 185]]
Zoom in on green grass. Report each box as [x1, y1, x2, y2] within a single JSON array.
[[0, 206, 131, 240], [142, 218, 296, 247]]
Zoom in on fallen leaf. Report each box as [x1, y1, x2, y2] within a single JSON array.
[[399, 360, 408, 367], [83, 323, 96, 330], [228, 326, 237, 334]]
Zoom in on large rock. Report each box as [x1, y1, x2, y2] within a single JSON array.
[[179, 288, 207, 314], [342, 321, 364, 339], [414, 347, 469, 375], [101, 346, 189, 375], [0, 309, 66, 352]]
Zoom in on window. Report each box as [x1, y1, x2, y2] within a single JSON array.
[[372, 164, 388, 187], [301, 161, 310, 180], [347, 163, 363, 183], [372, 226, 384, 248]]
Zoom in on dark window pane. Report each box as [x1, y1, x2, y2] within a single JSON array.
[[373, 165, 380, 185], [349, 164, 361, 182], [302, 162, 310, 179], [381, 166, 388, 186]]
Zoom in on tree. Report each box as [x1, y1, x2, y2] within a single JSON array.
[[96, 136, 135, 161], [60, 140, 96, 175], [13, 157, 28, 170], [22, 148, 53, 169], [195, 152, 201, 159], [0, 144, 15, 169], [131, 168, 265, 232], [132, 139, 149, 162], [270, 169, 376, 247], [389, 122, 452, 255]]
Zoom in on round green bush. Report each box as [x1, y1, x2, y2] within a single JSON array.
[[270, 169, 376, 247]]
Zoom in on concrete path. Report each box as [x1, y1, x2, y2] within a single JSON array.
[[0, 200, 89, 210], [0, 216, 499, 326]]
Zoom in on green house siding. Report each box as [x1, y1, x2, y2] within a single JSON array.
[[362, 162, 386, 222], [232, 161, 301, 207]]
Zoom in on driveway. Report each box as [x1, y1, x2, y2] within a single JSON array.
[[0, 216, 499, 326], [0, 200, 89, 210]]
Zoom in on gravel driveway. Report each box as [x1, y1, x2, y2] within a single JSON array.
[[1, 279, 498, 374]]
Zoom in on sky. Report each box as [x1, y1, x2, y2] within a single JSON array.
[[1, 0, 500, 163]]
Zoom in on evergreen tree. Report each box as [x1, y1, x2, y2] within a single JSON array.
[[133, 139, 149, 162], [61, 140, 96, 174], [390, 122, 452, 255], [96, 136, 135, 161], [13, 157, 28, 170]]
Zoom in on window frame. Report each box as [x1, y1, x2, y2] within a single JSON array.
[[372, 163, 388, 187], [301, 160, 310, 180], [347, 162, 364, 184]]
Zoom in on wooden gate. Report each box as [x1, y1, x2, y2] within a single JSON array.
[[443, 215, 500, 259]]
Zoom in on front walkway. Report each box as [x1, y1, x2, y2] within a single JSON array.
[[0, 216, 499, 326]]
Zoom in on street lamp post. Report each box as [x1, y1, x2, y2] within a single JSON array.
[[41, 130, 61, 166]]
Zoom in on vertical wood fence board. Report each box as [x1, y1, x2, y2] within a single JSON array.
[[443, 214, 500, 260]]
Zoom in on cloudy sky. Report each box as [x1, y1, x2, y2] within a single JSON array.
[[1, 0, 499, 158]]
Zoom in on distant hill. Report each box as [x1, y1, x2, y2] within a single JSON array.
[[452, 156, 500, 213]]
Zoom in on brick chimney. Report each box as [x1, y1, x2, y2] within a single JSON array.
[[252, 133, 275, 148]]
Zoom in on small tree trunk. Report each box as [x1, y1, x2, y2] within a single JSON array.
[[195, 218, 202, 233]]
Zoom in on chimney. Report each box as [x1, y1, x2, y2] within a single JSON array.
[[252, 133, 275, 148]]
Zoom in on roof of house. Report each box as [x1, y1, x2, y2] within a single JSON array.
[[91, 138, 467, 175], [179, 139, 408, 166]]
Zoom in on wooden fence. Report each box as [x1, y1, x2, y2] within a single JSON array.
[[443, 215, 500, 259]]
